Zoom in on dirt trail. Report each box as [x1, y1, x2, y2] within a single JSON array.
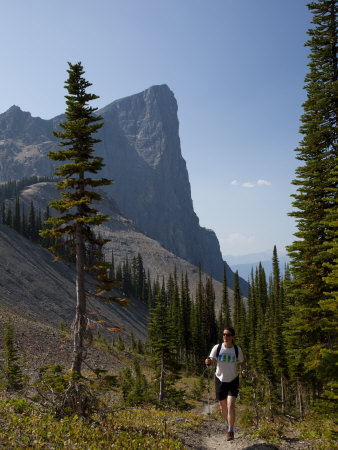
[[196, 402, 310, 450]]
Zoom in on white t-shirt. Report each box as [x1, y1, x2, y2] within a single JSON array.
[[209, 343, 244, 382]]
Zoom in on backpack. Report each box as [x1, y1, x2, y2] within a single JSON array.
[[216, 343, 238, 360]]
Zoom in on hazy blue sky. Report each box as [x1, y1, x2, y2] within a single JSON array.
[[1, 0, 312, 256]]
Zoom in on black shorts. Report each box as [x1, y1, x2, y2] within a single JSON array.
[[215, 375, 239, 400]]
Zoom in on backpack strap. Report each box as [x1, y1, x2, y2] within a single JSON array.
[[215, 343, 239, 360], [216, 343, 222, 359]]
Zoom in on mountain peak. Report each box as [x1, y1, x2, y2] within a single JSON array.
[[4, 104, 30, 117]]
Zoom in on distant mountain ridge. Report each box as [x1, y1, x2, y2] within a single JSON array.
[[224, 251, 289, 282], [0, 85, 247, 293]]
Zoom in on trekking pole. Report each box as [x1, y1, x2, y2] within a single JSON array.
[[207, 364, 211, 438]]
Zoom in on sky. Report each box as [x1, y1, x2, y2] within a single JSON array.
[[1, 0, 312, 256]]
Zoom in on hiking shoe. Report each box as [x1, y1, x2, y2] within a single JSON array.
[[227, 431, 234, 441]]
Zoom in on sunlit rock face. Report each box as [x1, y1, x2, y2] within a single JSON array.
[[95, 84, 229, 284]]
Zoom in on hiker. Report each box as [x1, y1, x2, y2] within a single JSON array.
[[205, 327, 246, 441]]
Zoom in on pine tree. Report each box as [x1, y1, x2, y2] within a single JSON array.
[[13, 197, 21, 232], [217, 265, 232, 339], [3, 320, 24, 391], [192, 264, 206, 370], [180, 273, 191, 364], [21, 203, 27, 237], [247, 269, 258, 371], [4, 203, 12, 227], [147, 290, 179, 402], [41, 62, 123, 379], [286, 0, 338, 397], [271, 246, 287, 412], [320, 163, 338, 404], [1, 202, 5, 224], [169, 267, 182, 357], [122, 257, 132, 295], [27, 200, 36, 241], [204, 276, 217, 351], [233, 271, 246, 349]]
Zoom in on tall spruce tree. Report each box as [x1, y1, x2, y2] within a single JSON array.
[[217, 265, 232, 339], [147, 289, 179, 402], [286, 0, 338, 398], [3, 320, 24, 391], [180, 272, 191, 364], [41, 62, 124, 379], [321, 159, 338, 403]]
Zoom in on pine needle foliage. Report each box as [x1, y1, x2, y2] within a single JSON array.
[[40, 62, 124, 379], [3, 320, 24, 392], [285, 0, 338, 399]]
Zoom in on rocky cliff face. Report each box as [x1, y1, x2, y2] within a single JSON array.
[[95, 85, 231, 285], [0, 105, 59, 179], [0, 86, 247, 292]]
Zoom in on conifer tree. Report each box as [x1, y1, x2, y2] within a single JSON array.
[[217, 266, 232, 339], [193, 264, 207, 369], [21, 203, 27, 237], [247, 269, 258, 370], [168, 267, 182, 357], [4, 203, 12, 227], [27, 200, 36, 241], [1, 202, 5, 224], [147, 289, 179, 402], [204, 276, 218, 351], [271, 247, 287, 412], [41, 62, 123, 379], [122, 257, 132, 295], [3, 320, 24, 391], [286, 0, 338, 397], [180, 272, 191, 364], [13, 197, 21, 232], [233, 271, 246, 350]]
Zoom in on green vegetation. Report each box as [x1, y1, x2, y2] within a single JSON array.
[[3, 321, 24, 392], [286, 0, 338, 415], [0, 391, 203, 448], [40, 61, 125, 380]]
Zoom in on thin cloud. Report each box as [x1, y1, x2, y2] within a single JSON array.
[[231, 179, 272, 188], [257, 179, 271, 186], [225, 233, 255, 244]]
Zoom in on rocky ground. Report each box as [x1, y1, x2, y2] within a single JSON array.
[[176, 402, 319, 450]]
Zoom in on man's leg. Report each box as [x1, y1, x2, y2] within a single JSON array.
[[219, 399, 228, 423], [227, 395, 236, 429]]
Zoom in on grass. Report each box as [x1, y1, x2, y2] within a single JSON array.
[[0, 392, 204, 449], [237, 403, 338, 449]]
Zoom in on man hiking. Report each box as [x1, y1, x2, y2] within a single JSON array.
[[205, 327, 246, 441]]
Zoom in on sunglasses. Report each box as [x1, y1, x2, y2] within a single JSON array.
[[223, 333, 233, 337]]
